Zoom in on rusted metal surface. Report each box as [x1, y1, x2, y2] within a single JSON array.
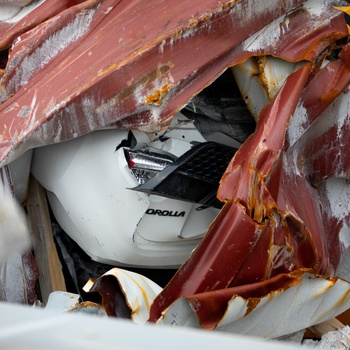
[[1, 0, 340, 166]]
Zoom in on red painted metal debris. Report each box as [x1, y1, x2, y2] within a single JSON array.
[[0, 0, 315, 166], [150, 61, 350, 326], [1, 0, 350, 336], [149, 4, 350, 324]]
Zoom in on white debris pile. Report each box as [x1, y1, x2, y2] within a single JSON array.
[[303, 326, 350, 349]]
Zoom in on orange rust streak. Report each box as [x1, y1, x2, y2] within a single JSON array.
[[145, 83, 173, 105], [245, 298, 260, 316]]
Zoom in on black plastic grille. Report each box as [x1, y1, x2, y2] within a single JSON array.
[[178, 144, 235, 183], [133, 142, 237, 208]]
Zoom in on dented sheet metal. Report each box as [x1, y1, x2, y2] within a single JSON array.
[[0, 0, 349, 339], [232, 57, 301, 120], [1, 0, 346, 166], [149, 41, 350, 332], [0, 1, 89, 50], [83, 268, 162, 325], [158, 270, 350, 339]]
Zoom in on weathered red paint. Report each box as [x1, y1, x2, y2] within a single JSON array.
[[0, 1, 90, 50], [149, 65, 314, 321], [149, 40, 350, 323], [0, 0, 330, 166]]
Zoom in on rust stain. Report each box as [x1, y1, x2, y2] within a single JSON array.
[[97, 62, 174, 113], [145, 83, 173, 105], [187, 19, 198, 29], [245, 297, 260, 316], [99, 44, 172, 78], [199, 13, 213, 22], [256, 56, 271, 99], [171, 28, 183, 39], [221, 0, 235, 12], [331, 281, 350, 309], [310, 278, 350, 324], [311, 279, 334, 299], [70, 301, 104, 310]]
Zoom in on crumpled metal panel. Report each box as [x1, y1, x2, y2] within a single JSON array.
[[0, 1, 87, 50], [158, 269, 350, 339], [1, 0, 342, 166], [44, 291, 107, 316], [78, 24, 350, 337], [0, 0, 349, 338], [149, 42, 350, 331], [83, 268, 162, 325], [232, 57, 300, 120]]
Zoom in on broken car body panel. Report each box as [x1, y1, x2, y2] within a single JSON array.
[[83, 268, 162, 324]]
